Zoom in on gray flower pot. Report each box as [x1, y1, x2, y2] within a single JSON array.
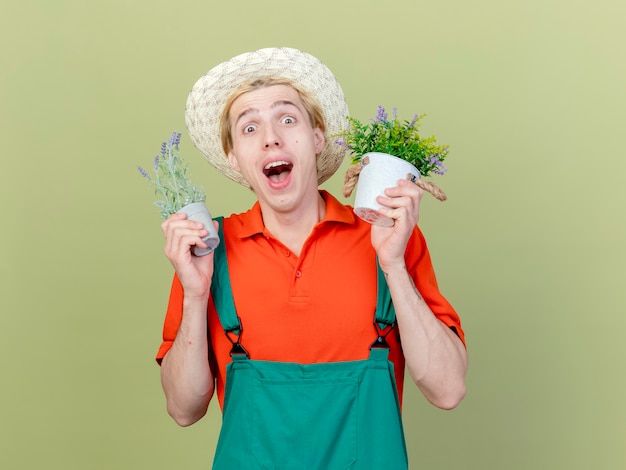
[[177, 202, 220, 256], [353, 152, 420, 227]]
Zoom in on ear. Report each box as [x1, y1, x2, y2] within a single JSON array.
[[227, 151, 240, 171], [313, 127, 325, 154]]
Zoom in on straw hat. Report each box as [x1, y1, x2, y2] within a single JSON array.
[[185, 47, 349, 187]]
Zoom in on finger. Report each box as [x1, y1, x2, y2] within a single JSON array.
[[162, 217, 204, 238], [164, 223, 208, 257], [384, 178, 424, 198], [378, 204, 410, 222], [379, 180, 423, 211], [376, 190, 421, 226], [161, 212, 187, 236], [173, 228, 208, 251], [376, 193, 417, 214], [173, 233, 207, 258]]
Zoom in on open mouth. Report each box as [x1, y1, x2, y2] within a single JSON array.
[[263, 160, 293, 182]]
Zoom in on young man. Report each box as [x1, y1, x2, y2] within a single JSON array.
[[156, 47, 467, 469]]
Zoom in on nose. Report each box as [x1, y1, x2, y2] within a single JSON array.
[[263, 124, 282, 149]]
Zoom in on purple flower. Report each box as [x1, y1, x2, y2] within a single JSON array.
[[429, 156, 448, 175], [154, 155, 159, 170], [160, 141, 167, 156], [392, 107, 398, 121], [334, 138, 348, 149], [373, 105, 387, 123], [169, 131, 182, 150], [137, 165, 150, 179]]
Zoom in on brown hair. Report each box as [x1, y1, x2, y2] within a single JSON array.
[[220, 77, 326, 154]]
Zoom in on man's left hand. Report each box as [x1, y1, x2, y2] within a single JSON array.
[[370, 178, 424, 268]]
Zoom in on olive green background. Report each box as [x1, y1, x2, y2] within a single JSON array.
[[1, 0, 624, 468]]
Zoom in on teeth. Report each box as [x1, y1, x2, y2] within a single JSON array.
[[265, 161, 289, 170]]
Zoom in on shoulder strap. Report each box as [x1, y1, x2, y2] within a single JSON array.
[[375, 257, 396, 329], [210, 217, 241, 335]]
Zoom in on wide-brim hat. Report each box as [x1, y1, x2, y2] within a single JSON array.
[[185, 47, 349, 187]]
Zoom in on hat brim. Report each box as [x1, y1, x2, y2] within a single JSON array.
[[185, 47, 349, 187]]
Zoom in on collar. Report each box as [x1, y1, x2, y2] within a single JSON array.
[[237, 190, 355, 239]]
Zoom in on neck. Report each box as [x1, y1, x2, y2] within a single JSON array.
[[260, 191, 326, 257]]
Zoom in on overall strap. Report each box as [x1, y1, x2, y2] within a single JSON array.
[[370, 257, 396, 351], [210, 217, 241, 335], [375, 257, 396, 329]]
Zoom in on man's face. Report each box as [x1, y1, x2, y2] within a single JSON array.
[[227, 84, 325, 214]]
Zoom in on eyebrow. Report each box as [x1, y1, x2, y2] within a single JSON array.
[[234, 100, 301, 126]]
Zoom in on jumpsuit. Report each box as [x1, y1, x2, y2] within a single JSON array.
[[210, 217, 409, 469]]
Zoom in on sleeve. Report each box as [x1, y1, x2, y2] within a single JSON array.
[[405, 226, 466, 347], [155, 274, 185, 365]]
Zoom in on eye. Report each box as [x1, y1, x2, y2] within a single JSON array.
[[243, 124, 257, 134], [281, 115, 296, 125]]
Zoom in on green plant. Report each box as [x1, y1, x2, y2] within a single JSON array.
[[138, 131, 206, 220], [336, 106, 449, 177]]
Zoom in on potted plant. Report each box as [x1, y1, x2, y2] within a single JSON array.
[[337, 106, 449, 226], [137, 131, 219, 255]]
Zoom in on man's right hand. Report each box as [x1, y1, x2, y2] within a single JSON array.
[[161, 213, 217, 299]]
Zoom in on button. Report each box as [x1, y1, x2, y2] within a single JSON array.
[[284, 250, 290, 257], [295, 270, 302, 278]]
